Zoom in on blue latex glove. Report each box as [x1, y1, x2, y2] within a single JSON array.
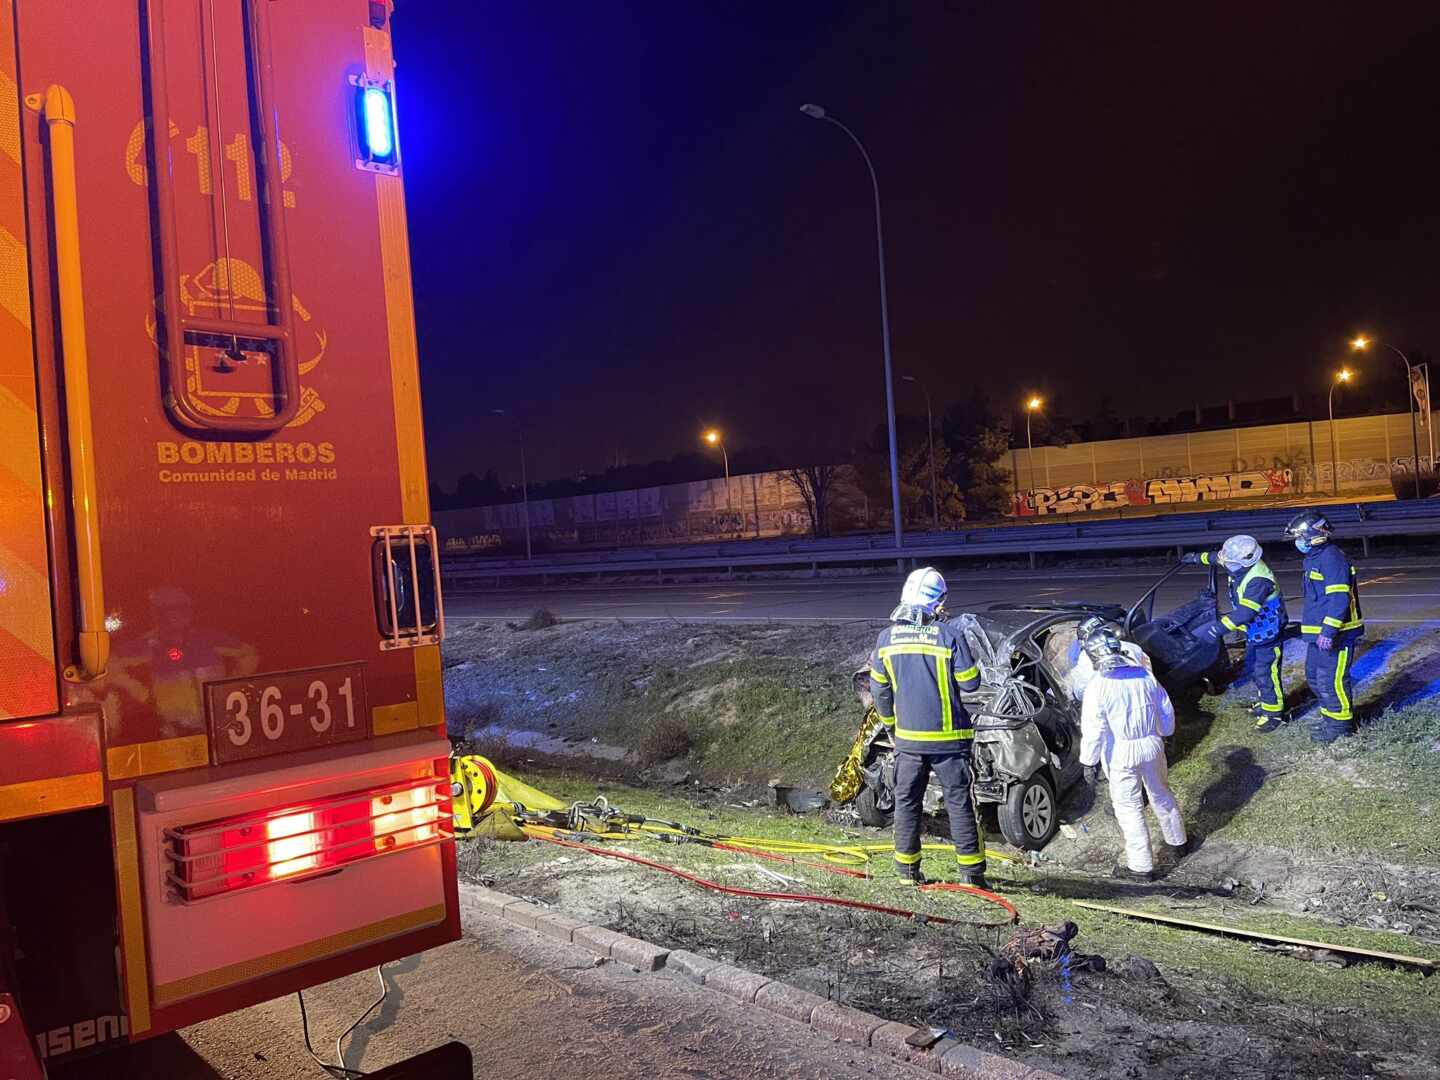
[[1180, 552, 1202, 566], [1317, 632, 1335, 652]]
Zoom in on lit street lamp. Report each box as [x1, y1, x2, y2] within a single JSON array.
[[491, 408, 531, 561], [901, 375, 939, 529], [703, 429, 732, 509], [1024, 396, 1043, 494], [1351, 335, 1423, 499], [1328, 368, 1352, 497], [801, 102, 903, 558]]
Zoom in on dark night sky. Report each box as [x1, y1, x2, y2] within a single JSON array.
[[394, 2, 1440, 487]]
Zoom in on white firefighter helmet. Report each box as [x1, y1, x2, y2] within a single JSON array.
[[892, 567, 947, 622], [1218, 534, 1263, 573]]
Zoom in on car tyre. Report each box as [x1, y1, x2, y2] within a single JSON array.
[[854, 783, 894, 829], [998, 773, 1058, 850]]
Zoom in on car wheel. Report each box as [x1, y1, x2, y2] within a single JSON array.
[[854, 784, 893, 828], [998, 773, 1058, 850]]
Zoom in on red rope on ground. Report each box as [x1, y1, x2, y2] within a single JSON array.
[[527, 830, 1018, 927]]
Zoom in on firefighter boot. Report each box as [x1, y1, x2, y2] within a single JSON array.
[[1251, 701, 1286, 734], [1311, 717, 1356, 745], [895, 865, 929, 887]]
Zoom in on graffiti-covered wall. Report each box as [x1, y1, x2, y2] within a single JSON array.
[[435, 467, 864, 552], [1011, 410, 1437, 516]]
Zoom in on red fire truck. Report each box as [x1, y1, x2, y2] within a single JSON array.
[[1, 0, 461, 1071]]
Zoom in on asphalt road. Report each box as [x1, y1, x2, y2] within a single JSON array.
[[57, 896, 927, 1080], [448, 561, 1440, 625]]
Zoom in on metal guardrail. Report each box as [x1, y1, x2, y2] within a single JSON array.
[[442, 499, 1440, 584]]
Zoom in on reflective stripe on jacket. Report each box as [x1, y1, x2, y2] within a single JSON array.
[[1299, 543, 1363, 639], [1199, 552, 1287, 643], [869, 620, 980, 754]]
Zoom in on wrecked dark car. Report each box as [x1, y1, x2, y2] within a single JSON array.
[[832, 563, 1238, 850]]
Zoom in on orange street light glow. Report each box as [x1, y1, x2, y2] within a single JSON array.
[[1025, 396, 1042, 411], [703, 430, 720, 445], [1350, 336, 1370, 351], [1337, 368, 1353, 383]]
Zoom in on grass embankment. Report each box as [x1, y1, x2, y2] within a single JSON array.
[[1165, 625, 1440, 861], [463, 622, 1440, 1034], [604, 653, 858, 783], [469, 770, 1440, 1030]]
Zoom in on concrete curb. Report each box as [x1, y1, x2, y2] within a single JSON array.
[[467, 884, 1064, 1080]]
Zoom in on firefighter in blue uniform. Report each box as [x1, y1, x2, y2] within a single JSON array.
[[1180, 534, 1289, 731], [868, 567, 986, 888], [1285, 510, 1364, 743]]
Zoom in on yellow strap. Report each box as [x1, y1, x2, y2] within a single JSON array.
[[893, 849, 922, 865], [1309, 570, 1324, 580], [1325, 584, 1350, 594], [954, 664, 979, 682], [1238, 596, 1262, 611]]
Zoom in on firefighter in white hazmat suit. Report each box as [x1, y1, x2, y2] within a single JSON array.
[[1079, 626, 1191, 881]]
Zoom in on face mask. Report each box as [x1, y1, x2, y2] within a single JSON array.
[[1295, 538, 1313, 554]]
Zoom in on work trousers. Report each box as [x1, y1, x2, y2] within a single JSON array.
[[892, 750, 984, 876], [1306, 638, 1357, 726], [1243, 639, 1285, 713], [1106, 755, 1187, 874]]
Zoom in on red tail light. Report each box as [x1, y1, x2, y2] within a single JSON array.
[[165, 776, 453, 903]]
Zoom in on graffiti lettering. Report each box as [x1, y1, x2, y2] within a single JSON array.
[[1145, 470, 1290, 504], [1015, 470, 1293, 516]]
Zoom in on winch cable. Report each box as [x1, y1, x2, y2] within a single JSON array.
[[523, 826, 1018, 928]]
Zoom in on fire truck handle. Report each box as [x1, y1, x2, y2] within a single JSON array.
[[43, 85, 109, 680]]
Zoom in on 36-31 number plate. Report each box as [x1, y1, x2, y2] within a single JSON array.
[[206, 664, 369, 765]]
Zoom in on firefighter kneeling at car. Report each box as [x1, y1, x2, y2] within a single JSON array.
[[1181, 534, 1289, 732], [1286, 510, 1365, 744], [1079, 625, 1191, 882], [869, 568, 986, 888]]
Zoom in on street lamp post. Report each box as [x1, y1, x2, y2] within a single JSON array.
[[901, 375, 939, 529], [801, 103, 904, 561], [1351, 336, 1423, 499], [703, 429, 731, 511], [491, 408, 531, 560], [1328, 369, 1352, 497], [1024, 396, 1043, 494]]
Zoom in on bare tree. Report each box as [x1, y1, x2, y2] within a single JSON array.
[[783, 464, 840, 538]]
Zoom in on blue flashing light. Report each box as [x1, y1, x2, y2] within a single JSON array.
[[362, 86, 394, 160]]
